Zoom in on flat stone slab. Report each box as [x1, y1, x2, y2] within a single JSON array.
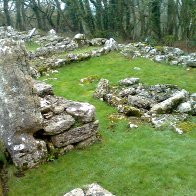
[[43, 114, 75, 135], [66, 102, 96, 123], [51, 120, 99, 148], [119, 78, 140, 86]]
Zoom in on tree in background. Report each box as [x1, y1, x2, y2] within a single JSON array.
[[0, 0, 195, 41]]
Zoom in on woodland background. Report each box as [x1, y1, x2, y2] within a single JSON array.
[[0, 0, 196, 44]]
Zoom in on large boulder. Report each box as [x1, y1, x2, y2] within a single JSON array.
[[0, 39, 47, 168], [104, 38, 118, 51]]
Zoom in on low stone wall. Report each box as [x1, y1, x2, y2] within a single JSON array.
[[0, 39, 99, 169], [120, 42, 196, 68], [30, 38, 118, 77], [35, 81, 99, 157], [94, 78, 196, 134]]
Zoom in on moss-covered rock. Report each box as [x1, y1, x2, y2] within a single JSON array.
[[117, 105, 142, 117]]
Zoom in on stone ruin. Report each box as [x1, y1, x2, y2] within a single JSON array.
[[0, 39, 99, 169], [29, 35, 118, 78], [1, 26, 194, 79], [94, 78, 196, 134], [119, 42, 196, 68]]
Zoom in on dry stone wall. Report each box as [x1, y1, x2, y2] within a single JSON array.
[[35, 81, 99, 156], [0, 39, 99, 169], [94, 78, 196, 134], [120, 42, 196, 68]]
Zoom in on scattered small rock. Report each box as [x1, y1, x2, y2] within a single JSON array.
[[129, 123, 138, 129]]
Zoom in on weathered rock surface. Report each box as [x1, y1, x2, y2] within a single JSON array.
[[64, 188, 84, 196], [64, 183, 115, 196], [0, 39, 47, 168], [176, 101, 192, 114], [119, 78, 140, 86], [43, 114, 75, 135], [93, 79, 110, 100], [151, 114, 188, 129], [128, 95, 152, 109], [0, 39, 99, 168], [34, 81, 54, 97], [89, 38, 107, 46], [104, 38, 118, 51], [84, 183, 114, 196], [117, 105, 142, 117], [150, 90, 188, 114], [51, 121, 99, 148], [66, 102, 96, 123]]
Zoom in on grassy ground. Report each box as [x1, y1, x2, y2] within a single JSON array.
[[25, 41, 40, 52], [8, 53, 196, 196]]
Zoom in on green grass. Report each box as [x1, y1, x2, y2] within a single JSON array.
[[25, 41, 40, 52], [7, 53, 196, 196]]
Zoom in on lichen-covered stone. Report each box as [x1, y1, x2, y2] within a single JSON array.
[[34, 81, 54, 97], [94, 79, 110, 100], [119, 87, 136, 97], [66, 102, 96, 123], [128, 95, 152, 109], [84, 183, 114, 196], [104, 38, 118, 51], [75, 135, 97, 149], [104, 94, 123, 107], [176, 101, 192, 114], [119, 78, 140, 86], [43, 114, 75, 135], [9, 134, 47, 168], [51, 121, 99, 148], [0, 39, 47, 168], [64, 188, 84, 196], [151, 114, 188, 130], [64, 183, 115, 196], [150, 90, 188, 114]]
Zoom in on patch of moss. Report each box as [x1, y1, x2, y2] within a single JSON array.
[[37, 65, 49, 76], [155, 46, 164, 53], [80, 75, 100, 84], [108, 113, 127, 123], [177, 121, 196, 133]]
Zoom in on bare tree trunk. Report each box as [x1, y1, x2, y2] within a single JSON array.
[[16, 0, 23, 30], [3, 0, 12, 26]]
